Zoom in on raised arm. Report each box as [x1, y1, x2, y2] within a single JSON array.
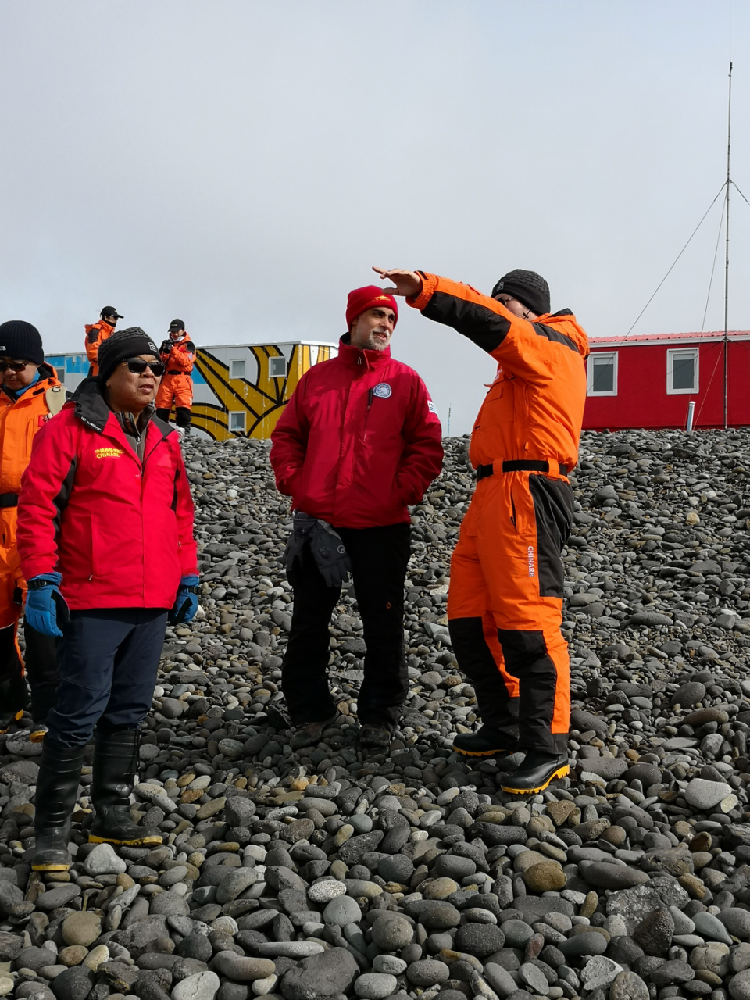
[[373, 267, 583, 385]]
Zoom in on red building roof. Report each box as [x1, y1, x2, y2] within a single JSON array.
[[589, 329, 750, 347]]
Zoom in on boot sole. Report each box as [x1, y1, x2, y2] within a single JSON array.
[[30, 730, 47, 743], [501, 764, 570, 795], [0, 710, 24, 734], [31, 861, 70, 871], [452, 745, 516, 757], [89, 834, 162, 847]]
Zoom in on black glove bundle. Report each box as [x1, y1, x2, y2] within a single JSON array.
[[284, 511, 352, 588]]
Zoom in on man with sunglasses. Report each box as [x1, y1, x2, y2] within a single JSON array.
[[373, 266, 589, 796], [85, 306, 122, 378], [0, 321, 66, 738], [17, 328, 198, 870], [155, 319, 195, 434]]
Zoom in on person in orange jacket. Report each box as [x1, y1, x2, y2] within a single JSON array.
[[155, 319, 195, 433], [0, 321, 65, 737], [85, 307, 122, 377], [374, 266, 589, 795]]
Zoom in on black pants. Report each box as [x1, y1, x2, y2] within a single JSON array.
[[46, 608, 167, 749], [0, 619, 58, 723], [282, 523, 410, 731], [155, 407, 191, 429]]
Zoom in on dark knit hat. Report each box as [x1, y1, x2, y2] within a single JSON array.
[[0, 320, 45, 366], [98, 327, 160, 385], [491, 270, 550, 316]]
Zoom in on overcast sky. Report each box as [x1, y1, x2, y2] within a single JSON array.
[[1, 1, 748, 433]]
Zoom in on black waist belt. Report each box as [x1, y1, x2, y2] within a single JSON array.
[[477, 460, 568, 481], [0, 493, 18, 508], [166, 370, 182, 376]]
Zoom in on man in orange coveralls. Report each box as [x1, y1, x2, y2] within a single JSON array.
[[0, 321, 65, 737], [374, 266, 589, 794], [155, 319, 195, 434], [85, 306, 122, 377]]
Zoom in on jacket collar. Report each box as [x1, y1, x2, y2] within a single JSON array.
[[69, 377, 173, 440], [337, 334, 391, 370]]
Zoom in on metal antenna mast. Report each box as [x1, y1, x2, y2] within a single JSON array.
[[723, 61, 733, 430]]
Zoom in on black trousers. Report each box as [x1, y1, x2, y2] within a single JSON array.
[[282, 523, 410, 731], [0, 619, 58, 723], [46, 609, 167, 749]]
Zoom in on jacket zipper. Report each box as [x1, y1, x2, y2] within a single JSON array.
[[363, 387, 374, 441]]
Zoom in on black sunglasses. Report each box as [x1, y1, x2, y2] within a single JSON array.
[[0, 361, 32, 372], [123, 359, 165, 376]]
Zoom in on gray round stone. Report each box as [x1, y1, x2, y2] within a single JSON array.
[[406, 959, 450, 987], [322, 894, 362, 927], [354, 973, 398, 999]]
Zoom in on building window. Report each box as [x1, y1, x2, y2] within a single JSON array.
[[228, 411, 246, 432], [667, 348, 698, 394], [587, 352, 618, 396], [269, 356, 287, 378], [55, 368, 65, 384], [230, 359, 246, 379]]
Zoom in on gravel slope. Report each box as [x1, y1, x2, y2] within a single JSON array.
[[2, 429, 750, 1000]]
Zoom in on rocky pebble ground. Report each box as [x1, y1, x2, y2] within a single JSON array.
[[4, 428, 750, 1000]]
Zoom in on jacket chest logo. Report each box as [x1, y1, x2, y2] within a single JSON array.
[[372, 383, 392, 399], [95, 447, 124, 459]]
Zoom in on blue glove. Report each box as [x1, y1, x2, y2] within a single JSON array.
[[170, 575, 200, 624], [25, 573, 70, 638]]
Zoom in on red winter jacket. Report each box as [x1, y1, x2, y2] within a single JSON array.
[[16, 380, 197, 610], [270, 337, 443, 529]]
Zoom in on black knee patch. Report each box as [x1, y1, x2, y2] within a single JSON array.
[[497, 629, 548, 678], [155, 408, 171, 422], [175, 408, 191, 428]]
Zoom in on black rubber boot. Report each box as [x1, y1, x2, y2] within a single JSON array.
[[452, 726, 519, 758], [31, 742, 86, 871], [0, 669, 27, 733], [89, 729, 162, 847], [155, 408, 171, 423], [500, 752, 570, 795]]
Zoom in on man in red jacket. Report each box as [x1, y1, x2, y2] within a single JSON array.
[[271, 286, 443, 751], [17, 328, 199, 871]]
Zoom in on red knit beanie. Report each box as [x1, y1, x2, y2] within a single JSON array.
[[345, 286, 398, 330]]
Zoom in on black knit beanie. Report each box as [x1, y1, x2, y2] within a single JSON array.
[[0, 320, 45, 366], [97, 327, 160, 385], [491, 270, 551, 316]]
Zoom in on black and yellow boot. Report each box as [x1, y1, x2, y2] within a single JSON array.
[[89, 729, 161, 847], [452, 726, 519, 758], [31, 742, 85, 871], [500, 751, 570, 795], [0, 669, 27, 734]]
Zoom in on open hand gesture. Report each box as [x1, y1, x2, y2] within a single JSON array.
[[372, 267, 423, 299]]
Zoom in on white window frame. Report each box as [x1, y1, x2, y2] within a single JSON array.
[[228, 411, 246, 432], [230, 359, 246, 379], [269, 356, 287, 378], [587, 352, 618, 396], [666, 347, 699, 395]]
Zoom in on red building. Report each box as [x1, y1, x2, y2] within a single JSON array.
[[583, 331, 750, 430]]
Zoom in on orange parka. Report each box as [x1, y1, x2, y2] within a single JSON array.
[[409, 273, 589, 470], [0, 366, 66, 626], [84, 319, 115, 375]]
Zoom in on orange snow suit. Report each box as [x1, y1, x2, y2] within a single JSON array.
[[155, 336, 195, 417], [409, 273, 589, 753], [84, 320, 115, 377]]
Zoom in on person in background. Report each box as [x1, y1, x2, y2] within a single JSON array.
[[85, 306, 122, 377], [18, 328, 199, 870], [155, 319, 195, 434], [0, 321, 65, 739], [271, 286, 443, 752], [374, 265, 589, 795]]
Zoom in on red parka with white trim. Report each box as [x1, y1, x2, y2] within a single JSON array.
[[270, 337, 443, 529], [16, 380, 197, 610]]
